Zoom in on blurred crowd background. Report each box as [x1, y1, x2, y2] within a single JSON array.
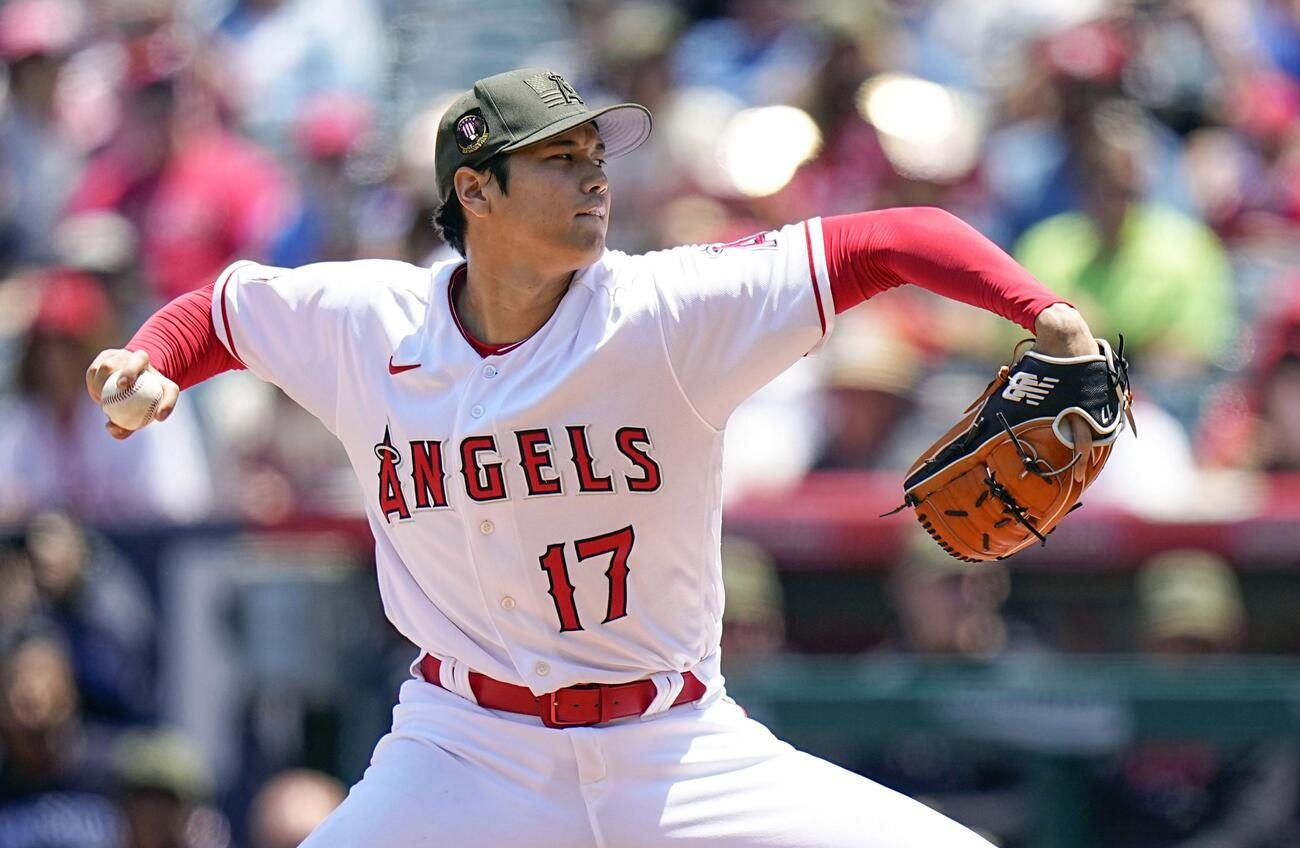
[[2, 0, 1300, 846]]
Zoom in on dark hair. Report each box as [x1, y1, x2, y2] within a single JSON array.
[[433, 155, 512, 258]]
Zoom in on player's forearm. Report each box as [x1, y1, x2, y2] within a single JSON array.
[[126, 283, 243, 389], [823, 207, 1067, 331]]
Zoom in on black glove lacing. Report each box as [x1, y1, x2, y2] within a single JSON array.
[[996, 412, 1080, 479], [983, 467, 1047, 546]]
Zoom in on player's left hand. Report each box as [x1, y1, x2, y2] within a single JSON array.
[[900, 317, 1132, 562], [1032, 303, 1099, 482]]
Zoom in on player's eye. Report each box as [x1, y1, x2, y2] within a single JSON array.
[[552, 154, 573, 161]]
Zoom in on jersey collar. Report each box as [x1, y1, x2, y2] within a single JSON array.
[[441, 255, 613, 359], [447, 264, 530, 358]]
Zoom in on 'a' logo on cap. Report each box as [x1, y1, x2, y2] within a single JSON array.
[[526, 72, 584, 108]]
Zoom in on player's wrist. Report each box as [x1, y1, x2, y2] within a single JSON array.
[[1033, 303, 1094, 357]]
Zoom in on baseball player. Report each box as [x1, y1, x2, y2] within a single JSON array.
[[87, 69, 1100, 846]]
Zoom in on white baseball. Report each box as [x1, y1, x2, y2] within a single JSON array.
[[100, 368, 165, 431]]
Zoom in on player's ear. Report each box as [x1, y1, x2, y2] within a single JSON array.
[[455, 167, 493, 219]]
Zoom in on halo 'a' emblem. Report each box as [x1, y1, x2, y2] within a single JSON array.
[[456, 112, 490, 154]]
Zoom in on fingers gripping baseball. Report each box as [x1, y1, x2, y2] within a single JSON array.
[[85, 349, 180, 439]]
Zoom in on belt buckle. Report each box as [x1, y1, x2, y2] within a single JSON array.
[[541, 685, 604, 728]]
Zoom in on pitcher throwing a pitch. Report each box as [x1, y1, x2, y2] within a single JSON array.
[[88, 69, 1113, 846]]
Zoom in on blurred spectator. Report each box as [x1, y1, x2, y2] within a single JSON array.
[[0, 0, 87, 269], [1122, 2, 1228, 137], [718, 536, 786, 674], [0, 539, 40, 652], [1250, 0, 1300, 83], [245, 768, 344, 848], [884, 529, 1037, 660], [981, 18, 1198, 248], [344, 98, 459, 266], [780, 28, 892, 221], [66, 53, 295, 302], [213, 0, 387, 152], [580, 0, 685, 254], [112, 729, 231, 848], [0, 633, 124, 848], [1011, 99, 1235, 413], [857, 530, 1042, 845], [24, 511, 157, 723], [50, 211, 143, 314], [897, 0, 1105, 93], [1179, 125, 1264, 245], [1203, 70, 1300, 245], [0, 269, 214, 523], [1100, 550, 1300, 848], [812, 317, 921, 470], [270, 91, 376, 266], [198, 375, 358, 521], [1136, 549, 1246, 658], [670, 0, 823, 107], [1200, 281, 1300, 471]]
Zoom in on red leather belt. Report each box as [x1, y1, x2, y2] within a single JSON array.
[[419, 655, 706, 728]]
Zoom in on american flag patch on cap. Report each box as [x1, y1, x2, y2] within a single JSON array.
[[525, 72, 584, 107]]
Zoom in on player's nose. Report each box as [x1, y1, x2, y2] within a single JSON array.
[[581, 161, 608, 196]]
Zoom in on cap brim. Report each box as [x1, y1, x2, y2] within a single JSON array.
[[500, 103, 652, 159]]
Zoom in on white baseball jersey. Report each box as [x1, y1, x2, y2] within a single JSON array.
[[211, 219, 834, 694]]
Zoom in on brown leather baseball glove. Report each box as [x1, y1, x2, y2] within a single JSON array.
[[893, 337, 1134, 562]]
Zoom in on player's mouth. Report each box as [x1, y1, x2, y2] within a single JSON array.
[[576, 206, 607, 220]]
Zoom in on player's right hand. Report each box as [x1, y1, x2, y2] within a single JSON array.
[[85, 348, 181, 440]]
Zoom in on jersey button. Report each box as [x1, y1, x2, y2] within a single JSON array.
[[470, 404, 485, 418], [534, 661, 550, 676], [479, 520, 494, 535], [483, 365, 498, 379], [500, 596, 516, 611]]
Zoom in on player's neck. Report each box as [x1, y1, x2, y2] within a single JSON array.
[[457, 258, 575, 346]]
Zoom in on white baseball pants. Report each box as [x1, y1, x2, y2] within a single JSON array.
[[300, 677, 995, 847]]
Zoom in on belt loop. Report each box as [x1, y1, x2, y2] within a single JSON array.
[[641, 671, 684, 720], [439, 656, 478, 704]]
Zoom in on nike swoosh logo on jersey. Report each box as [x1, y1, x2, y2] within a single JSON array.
[[388, 357, 420, 375]]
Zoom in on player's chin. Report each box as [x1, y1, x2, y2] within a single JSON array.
[[567, 218, 607, 258]]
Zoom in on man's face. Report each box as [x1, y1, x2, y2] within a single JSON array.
[[1, 638, 77, 735], [473, 122, 610, 269], [30, 334, 91, 409]]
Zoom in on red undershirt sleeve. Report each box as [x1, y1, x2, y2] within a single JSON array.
[[125, 283, 244, 389], [821, 207, 1068, 331]]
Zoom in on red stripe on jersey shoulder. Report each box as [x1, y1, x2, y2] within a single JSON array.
[[803, 220, 828, 339], [216, 263, 247, 367]]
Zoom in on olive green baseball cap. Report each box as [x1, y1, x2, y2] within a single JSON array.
[[435, 68, 652, 203]]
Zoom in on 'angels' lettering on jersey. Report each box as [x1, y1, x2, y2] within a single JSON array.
[[373, 423, 662, 521]]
